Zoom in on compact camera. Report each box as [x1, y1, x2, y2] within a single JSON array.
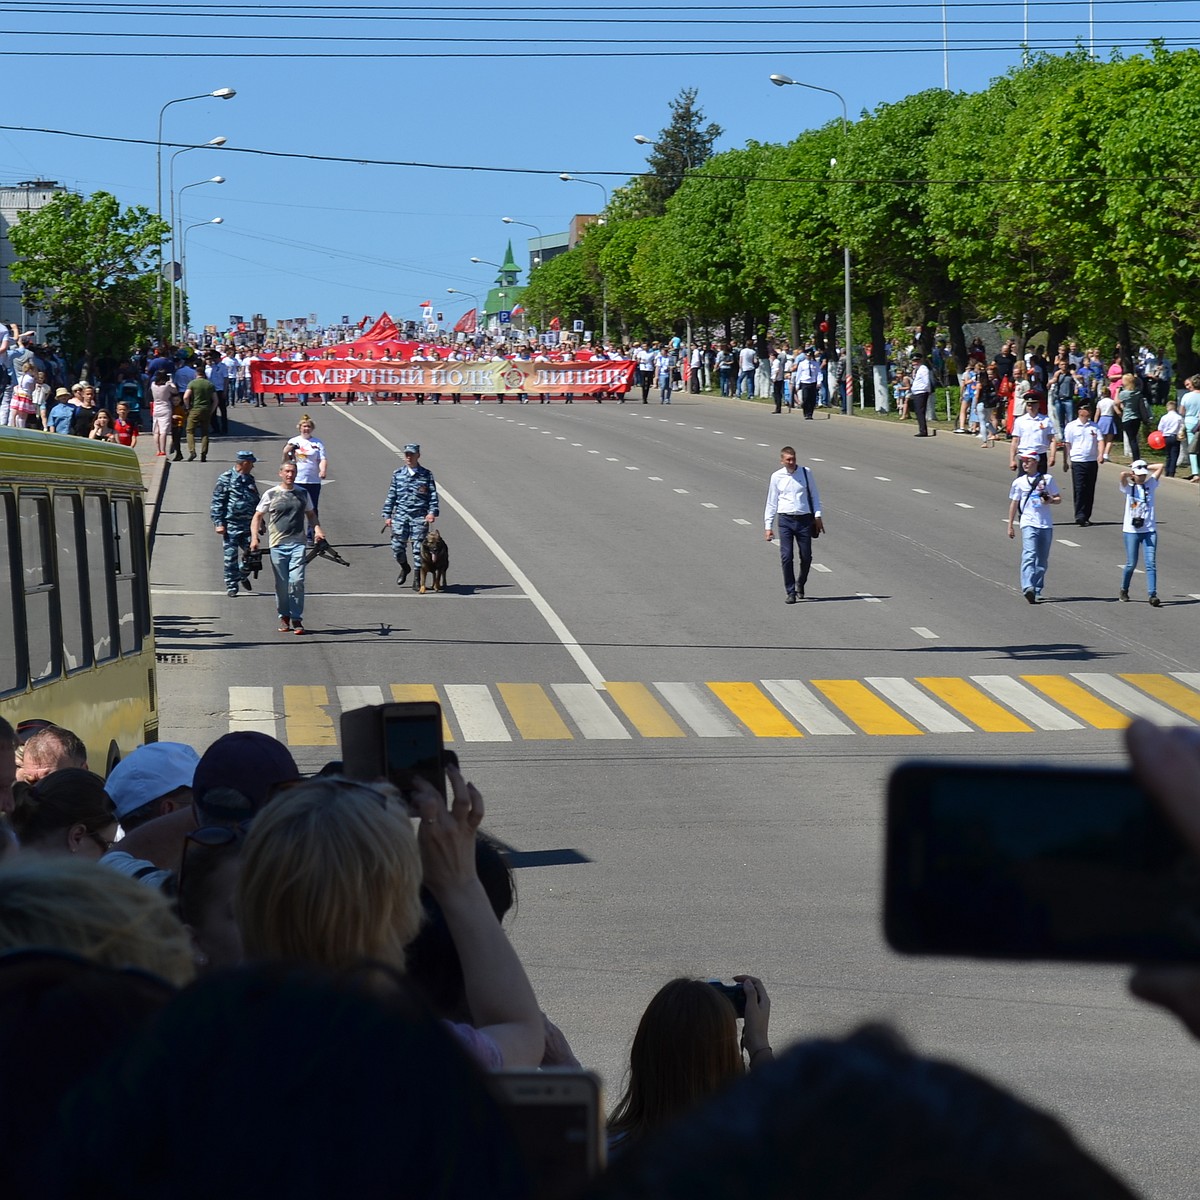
[[1131, 517, 1145, 528], [707, 980, 748, 1019]]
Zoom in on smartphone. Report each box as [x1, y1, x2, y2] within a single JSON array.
[[340, 702, 445, 798], [491, 1070, 604, 1200], [884, 761, 1200, 963]]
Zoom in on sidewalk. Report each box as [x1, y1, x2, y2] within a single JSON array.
[[132, 437, 170, 560]]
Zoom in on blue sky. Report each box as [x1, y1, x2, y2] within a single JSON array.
[[14, 1, 1195, 337]]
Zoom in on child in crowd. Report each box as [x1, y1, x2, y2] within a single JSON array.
[[113, 402, 138, 448], [1157, 397, 1184, 476], [894, 371, 911, 419], [88, 410, 115, 442]]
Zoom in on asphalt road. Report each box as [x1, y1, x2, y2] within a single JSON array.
[[152, 392, 1200, 1199]]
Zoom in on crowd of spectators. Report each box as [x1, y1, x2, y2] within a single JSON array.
[[1, 708, 1199, 1198]]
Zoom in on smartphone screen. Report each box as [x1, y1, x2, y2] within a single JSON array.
[[885, 762, 1200, 962], [381, 703, 445, 797], [491, 1071, 603, 1200]]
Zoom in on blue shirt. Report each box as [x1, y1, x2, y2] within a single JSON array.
[[48, 402, 77, 433]]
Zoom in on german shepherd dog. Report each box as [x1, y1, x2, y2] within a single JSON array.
[[420, 529, 449, 593]]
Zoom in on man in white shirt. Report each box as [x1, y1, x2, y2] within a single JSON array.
[[1007, 454, 1062, 603], [1009, 396, 1056, 474], [764, 446, 825, 604], [1063, 401, 1102, 525], [793, 349, 821, 420], [737, 343, 758, 400], [909, 352, 935, 437]]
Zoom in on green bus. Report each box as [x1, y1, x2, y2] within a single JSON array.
[[0, 429, 157, 773]]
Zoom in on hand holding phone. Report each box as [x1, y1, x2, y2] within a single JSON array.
[[411, 766, 484, 902]]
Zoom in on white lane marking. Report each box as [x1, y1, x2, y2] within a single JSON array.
[[649, 476, 663, 481], [606, 456, 619, 461], [659, 419, 669, 422], [555, 436, 566, 440], [875, 476, 892, 481], [955, 502, 974, 509], [733, 518, 752, 525], [588, 450, 599, 454], [444, 684, 512, 741], [228, 686, 277, 737], [702, 502, 719, 508], [1058, 539, 1080, 547], [517, 422, 527, 426], [858, 593, 882, 603], [913, 488, 930, 494], [553, 684, 631, 740], [571, 443, 582, 447], [1071, 673, 1191, 724], [812, 563, 832, 573], [840, 465, 857, 471], [333, 405, 607, 689], [713, 430, 724, 434], [626, 466, 640, 470], [152, 589, 534, 600], [337, 685, 385, 713], [866, 678, 970, 733], [761, 679, 855, 735], [677, 422, 686, 426], [734, 436, 746, 440], [911, 627, 939, 639], [655, 682, 740, 737], [971, 676, 1083, 731], [1189, 596, 1200, 602], [674, 488, 689, 494], [810, 457, 825, 462], [757, 443, 769, 447]]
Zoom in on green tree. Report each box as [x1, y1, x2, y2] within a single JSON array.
[[9, 190, 167, 372], [639, 87, 723, 217]]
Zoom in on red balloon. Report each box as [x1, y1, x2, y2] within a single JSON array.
[[819, 321, 829, 333], [1147, 430, 1166, 451]]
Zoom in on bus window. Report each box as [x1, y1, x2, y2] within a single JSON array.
[[18, 494, 58, 684], [0, 492, 17, 694], [54, 493, 88, 673], [112, 496, 141, 655], [84, 494, 116, 663]]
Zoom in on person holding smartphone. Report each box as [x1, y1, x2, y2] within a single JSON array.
[[1118, 459, 1164, 605], [1007, 453, 1061, 604]]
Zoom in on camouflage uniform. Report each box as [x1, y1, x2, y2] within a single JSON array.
[[381, 462, 439, 589], [210, 466, 261, 594]]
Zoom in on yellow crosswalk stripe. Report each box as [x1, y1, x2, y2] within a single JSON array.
[[707, 682, 802, 737], [389, 684, 454, 741], [1120, 674, 1200, 722], [1020, 675, 1129, 729], [496, 683, 573, 740], [812, 680, 923, 735], [283, 684, 338, 746], [916, 677, 1033, 733], [604, 682, 686, 737]]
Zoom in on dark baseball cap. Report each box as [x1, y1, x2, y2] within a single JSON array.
[[192, 731, 300, 821]]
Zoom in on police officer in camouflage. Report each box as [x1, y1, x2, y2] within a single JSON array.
[[211, 450, 261, 597], [381, 442, 439, 591]]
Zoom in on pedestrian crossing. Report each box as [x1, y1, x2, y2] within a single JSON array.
[[226, 672, 1200, 746]]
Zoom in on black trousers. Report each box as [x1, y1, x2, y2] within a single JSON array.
[[1070, 459, 1098, 521], [1121, 418, 1141, 462], [638, 370, 653, 401], [777, 512, 813, 597], [799, 382, 818, 419], [911, 391, 931, 435]]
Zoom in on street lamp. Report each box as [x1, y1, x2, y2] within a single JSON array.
[[447, 287, 480, 335], [633, 133, 692, 172], [154, 88, 235, 340], [770, 73, 853, 415], [559, 175, 609, 345], [469, 257, 500, 268], [169, 140, 226, 342], [179, 218, 223, 342], [501, 216, 543, 268]]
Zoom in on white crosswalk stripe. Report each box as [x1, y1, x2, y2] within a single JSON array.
[[228, 686, 277, 736], [971, 676, 1084, 731], [654, 682, 741, 737], [865, 678, 971, 733], [443, 684, 512, 741], [553, 684, 631, 739], [1070, 673, 1186, 724]]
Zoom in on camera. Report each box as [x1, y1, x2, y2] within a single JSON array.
[[1131, 516, 1145, 528], [707, 980, 748, 1019]]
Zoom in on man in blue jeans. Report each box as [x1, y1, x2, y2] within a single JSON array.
[[764, 446, 825, 604], [1006, 454, 1061, 603], [251, 461, 323, 634]]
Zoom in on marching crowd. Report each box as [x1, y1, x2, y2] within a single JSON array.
[[2, 712, 1200, 1198]]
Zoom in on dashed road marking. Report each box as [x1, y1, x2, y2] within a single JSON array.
[[858, 593, 882, 603], [955, 502, 974, 509], [702, 502, 719, 508], [913, 488, 930, 494], [734, 518, 752, 525], [875, 476, 891, 481], [674, 488, 689, 494], [1059, 539, 1080, 547], [912, 627, 939, 639]]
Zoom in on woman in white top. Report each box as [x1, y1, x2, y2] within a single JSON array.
[[1095, 390, 1119, 464], [283, 416, 328, 517], [1179, 375, 1200, 481], [1119, 459, 1164, 605], [150, 368, 180, 458]]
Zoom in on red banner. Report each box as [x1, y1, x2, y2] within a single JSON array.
[[250, 358, 635, 397]]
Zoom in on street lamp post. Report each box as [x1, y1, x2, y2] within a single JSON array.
[[446, 288, 480, 337], [169, 139, 226, 342], [501, 217, 545, 332], [560, 174, 609, 343], [770, 73, 854, 415], [179, 218, 224, 342], [154, 87, 235, 341]]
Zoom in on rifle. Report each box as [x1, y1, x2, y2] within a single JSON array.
[[304, 537, 350, 567]]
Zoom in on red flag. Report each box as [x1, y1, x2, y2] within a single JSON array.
[[549, 316, 561, 331], [511, 304, 525, 317], [453, 308, 478, 334], [419, 300, 432, 308]]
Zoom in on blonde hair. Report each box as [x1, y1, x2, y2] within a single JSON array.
[[0, 857, 195, 986], [297, 416, 315, 430], [237, 778, 423, 970]]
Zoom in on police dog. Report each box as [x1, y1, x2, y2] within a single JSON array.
[[419, 529, 449, 593]]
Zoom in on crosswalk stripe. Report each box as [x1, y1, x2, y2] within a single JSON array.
[[1020, 675, 1129, 728], [284, 685, 338, 746], [497, 683, 573, 740], [761, 679, 855, 735], [552, 684, 631, 739], [390, 684, 454, 741], [970, 676, 1084, 731], [864, 678, 971, 733], [337, 685, 385, 712], [1172, 672, 1200, 695], [443, 684, 511, 741], [706, 682, 802, 738], [655, 682, 741, 737], [916, 677, 1033, 732], [811, 680, 923, 736], [228, 685, 277, 737], [1118, 674, 1200, 722], [1070, 673, 1191, 724], [604, 682, 686, 737]]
